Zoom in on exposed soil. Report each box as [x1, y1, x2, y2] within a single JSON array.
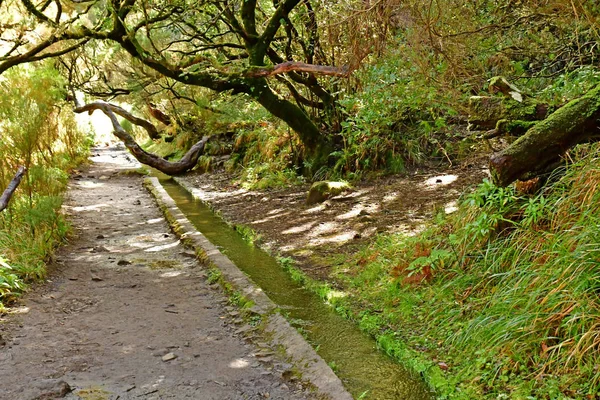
[[178, 165, 489, 280], [0, 147, 312, 400]]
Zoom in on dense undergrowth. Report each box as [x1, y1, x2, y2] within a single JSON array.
[[137, 0, 600, 187], [0, 65, 90, 309], [307, 143, 600, 399]]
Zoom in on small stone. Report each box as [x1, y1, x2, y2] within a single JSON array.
[[152, 348, 169, 357], [436, 179, 443, 183], [133, 199, 141, 205], [438, 362, 449, 370], [279, 383, 289, 391], [91, 246, 109, 253], [235, 325, 254, 335], [117, 259, 131, 266], [161, 353, 177, 362], [181, 251, 196, 258], [91, 275, 103, 282], [96, 234, 105, 239], [33, 379, 71, 398]]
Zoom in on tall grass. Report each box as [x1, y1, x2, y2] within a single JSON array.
[[0, 64, 90, 308], [333, 143, 600, 398]]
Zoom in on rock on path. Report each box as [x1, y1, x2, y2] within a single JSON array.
[[0, 146, 311, 400]]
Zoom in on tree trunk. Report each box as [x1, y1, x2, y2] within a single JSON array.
[[490, 84, 600, 187], [251, 79, 332, 164], [0, 166, 26, 212], [74, 102, 209, 175]]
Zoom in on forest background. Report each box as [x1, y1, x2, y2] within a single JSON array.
[[2, 0, 600, 398]]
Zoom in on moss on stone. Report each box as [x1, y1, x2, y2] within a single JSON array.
[[306, 181, 352, 205]]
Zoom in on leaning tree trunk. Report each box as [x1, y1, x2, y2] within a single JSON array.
[[74, 102, 209, 175], [490, 84, 600, 187], [250, 79, 333, 165], [0, 166, 26, 212]]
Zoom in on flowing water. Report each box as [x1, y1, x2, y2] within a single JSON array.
[[160, 179, 433, 400]]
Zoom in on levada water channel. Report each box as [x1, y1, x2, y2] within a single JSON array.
[[159, 178, 433, 400]]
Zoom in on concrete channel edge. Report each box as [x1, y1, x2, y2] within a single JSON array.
[[145, 177, 353, 400]]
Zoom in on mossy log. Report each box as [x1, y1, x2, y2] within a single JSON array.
[[484, 119, 538, 139], [468, 96, 550, 130], [490, 84, 600, 187]]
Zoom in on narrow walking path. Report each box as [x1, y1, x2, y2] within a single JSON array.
[[0, 146, 311, 400]]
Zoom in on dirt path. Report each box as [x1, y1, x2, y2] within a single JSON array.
[[0, 147, 311, 400], [178, 165, 487, 279]]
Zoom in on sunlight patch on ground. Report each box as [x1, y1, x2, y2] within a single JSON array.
[[336, 189, 369, 199], [444, 200, 458, 214], [145, 241, 180, 252], [383, 193, 399, 204], [76, 180, 105, 189], [229, 358, 250, 369], [293, 249, 314, 257], [160, 271, 183, 278], [145, 218, 163, 224], [308, 222, 339, 238], [422, 174, 458, 188], [267, 208, 285, 215], [192, 187, 248, 201], [335, 206, 364, 220], [304, 203, 327, 213], [252, 211, 292, 224], [8, 306, 30, 315], [308, 231, 355, 246], [70, 203, 109, 212], [326, 290, 347, 305], [280, 244, 297, 252], [282, 222, 315, 234]]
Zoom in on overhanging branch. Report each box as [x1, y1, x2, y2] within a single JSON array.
[[75, 102, 161, 140], [74, 101, 209, 175], [246, 61, 349, 78]]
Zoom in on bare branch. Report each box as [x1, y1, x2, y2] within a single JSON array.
[[246, 61, 349, 78]]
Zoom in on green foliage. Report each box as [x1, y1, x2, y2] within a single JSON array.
[[0, 64, 90, 307], [332, 142, 600, 398], [335, 45, 460, 175], [234, 224, 262, 245]]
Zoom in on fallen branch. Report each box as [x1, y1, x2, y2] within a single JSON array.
[[74, 101, 208, 175], [0, 166, 26, 212], [246, 61, 349, 78]]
